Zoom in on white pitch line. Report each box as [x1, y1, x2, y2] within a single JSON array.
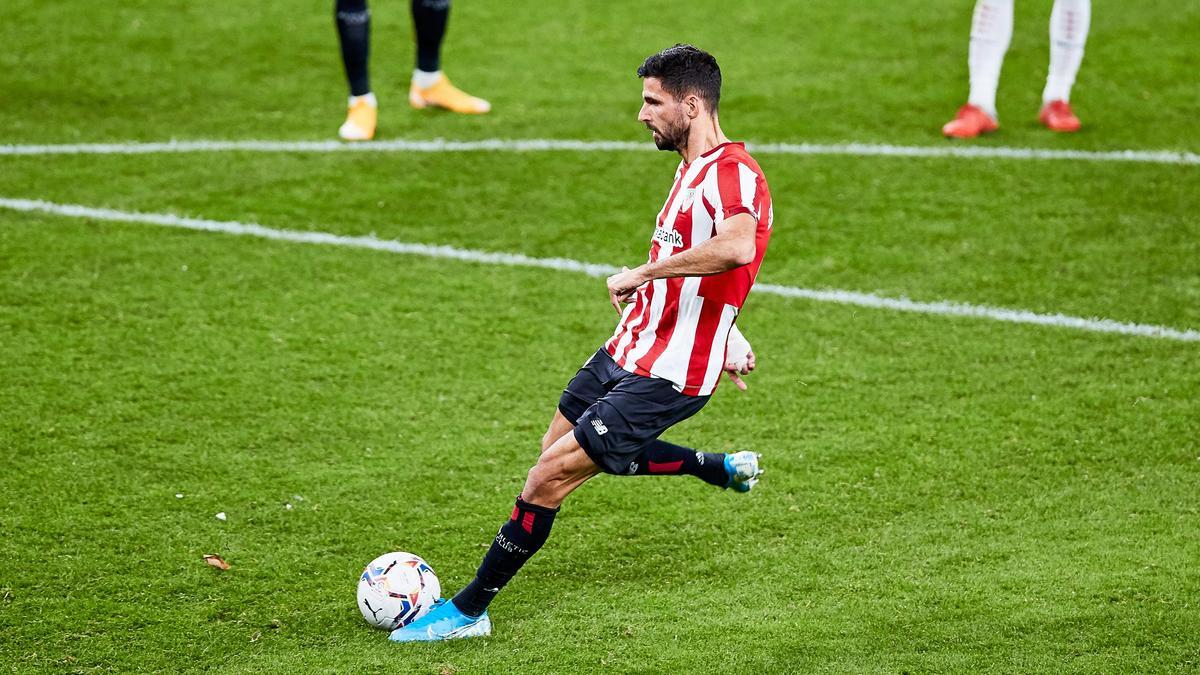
[[1, 196, 1197, 343], [0, 138, 1197, 166]]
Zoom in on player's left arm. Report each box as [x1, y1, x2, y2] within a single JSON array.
[[606, 212, 756, 307], [723, 323, 757, 391]]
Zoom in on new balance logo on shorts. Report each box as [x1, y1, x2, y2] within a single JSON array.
[[591, 418, 609, 436]]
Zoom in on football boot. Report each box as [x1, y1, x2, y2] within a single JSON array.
[[724, 451, 763, 493], [942, 103, 999, 139], [388, 599, 491, 643], [1039, 100, 1081, 133], [409, 74, 491, 114], [338, 95, 377, 141]]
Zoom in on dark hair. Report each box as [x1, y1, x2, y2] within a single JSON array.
[[637, 44, 722, 113]]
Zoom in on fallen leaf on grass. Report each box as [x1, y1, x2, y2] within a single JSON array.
[[203, 554, 230, 570]]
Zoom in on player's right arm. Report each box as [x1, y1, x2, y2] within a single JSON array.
[[606, 211, 756, 305]]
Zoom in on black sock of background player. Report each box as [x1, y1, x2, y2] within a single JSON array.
[[452, 497, 558, 617], [631, 440, 729, 487], [335, 0, 371, 96], [411, 0, 450, 73]]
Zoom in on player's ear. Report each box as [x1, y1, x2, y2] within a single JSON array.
[[684, 94, 701, 119]]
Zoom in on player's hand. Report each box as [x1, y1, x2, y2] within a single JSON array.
[[724, 349, 756, 391], [607, 266, 644, 314]]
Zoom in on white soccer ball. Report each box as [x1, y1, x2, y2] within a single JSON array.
[[356, 551, 442, 630]]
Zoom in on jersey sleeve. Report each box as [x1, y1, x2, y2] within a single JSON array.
[[713, 159, 761, 222]]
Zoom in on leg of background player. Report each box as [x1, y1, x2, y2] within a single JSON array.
[[411, 0, 449, 86], [943, 0, 1012, 138], [967, 0, 1013, 119], [1039, 0, 1090, 132], [335, 0, 377, 140], [336, 0, 371, 96], [407, 0, 491, 114]]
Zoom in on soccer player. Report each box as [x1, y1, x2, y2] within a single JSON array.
[[943, 0, 1091, 138], [388, 44, 773, 642], [335, 0, 490, 141]]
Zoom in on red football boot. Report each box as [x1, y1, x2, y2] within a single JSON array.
[[942, 104, 999, 139], [1039, 100, 1081, 133]]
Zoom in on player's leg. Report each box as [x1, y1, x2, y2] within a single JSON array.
[[943, 0, 1012, 138], [967, 0, 1013, 119], [1039, 0, 1090, 132], [521, 431, 605, 508], [454, 432, 598, 613], [441, 432, 598, 618], [626, 439, 762, 492], [547, 351, 758, 488], [411, 0, 449, 81], [545, 349, 624, 454], [390, 352, 618, 642], [541, 408, 575, 453], [335, 0, 377, 140], [389, 430, 598, 642], [408, 0, 491, 113]]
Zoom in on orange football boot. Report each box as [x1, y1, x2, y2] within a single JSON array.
[[338, 96, 377, 141], [1039, 100, 1081, 133], [409, 74, 491, 114], [942, 103, 999, 139]]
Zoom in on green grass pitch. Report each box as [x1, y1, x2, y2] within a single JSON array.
[[1, 0, 1198, 672]]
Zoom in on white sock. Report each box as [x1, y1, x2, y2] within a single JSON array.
[[348, 92, 377, 108], [412, 69, 442, 90], [1043, 0, 1091, 103], [966, 0, 1013, 119]]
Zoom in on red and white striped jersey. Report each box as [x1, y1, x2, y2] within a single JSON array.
[[604, 142, 773, 396]]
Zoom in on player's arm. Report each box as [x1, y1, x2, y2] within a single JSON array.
[[606, 212, 756, 306]]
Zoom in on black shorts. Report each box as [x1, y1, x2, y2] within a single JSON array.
[[558, 349, 709, 475]]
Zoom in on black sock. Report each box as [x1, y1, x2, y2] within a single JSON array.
[[335, 0, 371, 96], [452, 497, 558, 617], [411, 0, 450, 73], [630, 440, 729, 487]]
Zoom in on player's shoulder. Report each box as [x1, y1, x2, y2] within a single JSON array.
[[714, 142, 764, 174], [708, 143, 767, 189]]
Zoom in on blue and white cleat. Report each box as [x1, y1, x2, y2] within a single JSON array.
[[724, 451, 763, 492], [388, 598, 491, 643]]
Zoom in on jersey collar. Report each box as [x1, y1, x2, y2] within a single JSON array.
[[682, 141, 742, 168]]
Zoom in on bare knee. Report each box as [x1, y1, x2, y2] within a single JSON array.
[[522, 460, 566, 508], [524, 427, 602, 508]]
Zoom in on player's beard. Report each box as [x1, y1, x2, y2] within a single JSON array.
[[648, 117, 689, 153]]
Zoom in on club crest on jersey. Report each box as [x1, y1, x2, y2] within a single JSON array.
[[681, 188, 697, 210], [653, 225, 683, 249]]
